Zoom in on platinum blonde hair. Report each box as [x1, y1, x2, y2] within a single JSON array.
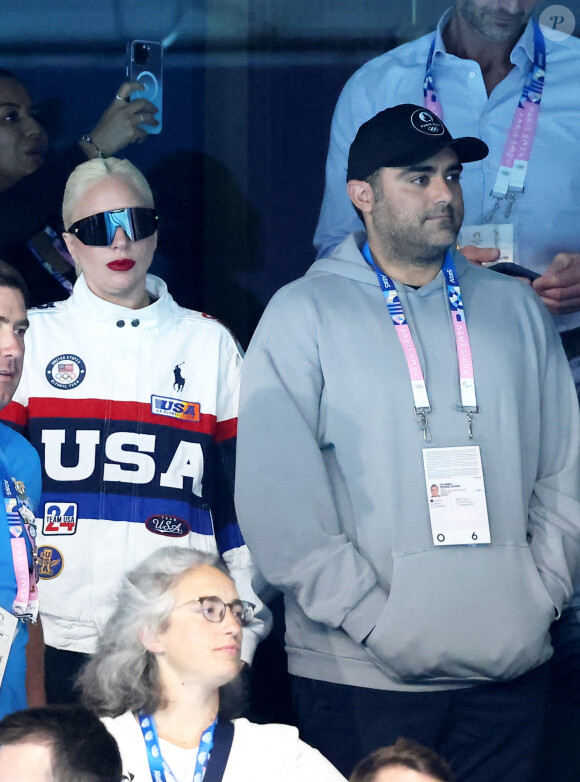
[[62, 157, 154, 230], [79, 547, 237, 718]]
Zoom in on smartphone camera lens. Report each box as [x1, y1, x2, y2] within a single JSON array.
[[134, 43, 150, 66]]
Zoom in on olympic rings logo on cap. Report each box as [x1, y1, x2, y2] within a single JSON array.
[[411, 109, 445, 136]]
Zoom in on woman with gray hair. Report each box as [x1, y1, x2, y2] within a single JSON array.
[[80, 547, 346, 782], [0, 157, 269, 704]]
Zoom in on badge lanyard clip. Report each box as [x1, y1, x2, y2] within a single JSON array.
[[483, 198, 501, 223], [503, 191, 519, 219], [415, 408, 432, 442], [466, 409, 476, 439]]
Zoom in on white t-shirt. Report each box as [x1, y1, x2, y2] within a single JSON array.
[[158, 739, 199, 782]]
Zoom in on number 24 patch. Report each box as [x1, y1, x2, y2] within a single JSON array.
[[42, 503, 78, 535]]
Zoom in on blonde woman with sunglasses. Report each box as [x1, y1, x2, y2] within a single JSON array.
[[0, 158, 270, 705]]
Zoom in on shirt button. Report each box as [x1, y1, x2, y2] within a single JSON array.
[[116, 320, 125, 328], [131, 319, 140, 327], [469, 71, 476, 78]]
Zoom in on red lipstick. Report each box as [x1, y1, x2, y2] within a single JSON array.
[[107, 259, 135, 271]]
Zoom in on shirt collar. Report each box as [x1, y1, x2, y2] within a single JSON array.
[[510, 18, 536, 67], [433, 8, 454, 55], [434, 10, 536, 68]]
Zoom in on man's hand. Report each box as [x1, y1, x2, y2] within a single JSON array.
[[459, 245, 501, 265], [532, 253, 580, 315]]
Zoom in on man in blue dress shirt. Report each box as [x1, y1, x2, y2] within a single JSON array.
[[315, 0, 580, 384]]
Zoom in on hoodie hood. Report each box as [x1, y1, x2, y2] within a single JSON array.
[[305, 231, 470, 292]]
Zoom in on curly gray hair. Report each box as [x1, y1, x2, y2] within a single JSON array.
[[79, 547, 241, 718]]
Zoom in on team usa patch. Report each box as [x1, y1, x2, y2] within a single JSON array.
[[37, 546, 64, 579], [145, 515, 191, 538], [151, 395, 201, 422], [45, 354, 86, 390], [42, 503, 78, 536]]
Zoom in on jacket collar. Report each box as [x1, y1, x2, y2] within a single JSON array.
[[69, 273, 177, 334]]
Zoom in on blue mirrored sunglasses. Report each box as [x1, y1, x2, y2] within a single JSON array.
[[67, 207, 158, 247]]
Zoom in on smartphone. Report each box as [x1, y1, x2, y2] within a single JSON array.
[[487, 261, 541, 281], [127, 40, 163, 134]]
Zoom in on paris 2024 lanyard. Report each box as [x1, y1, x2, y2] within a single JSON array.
[[0, 446, 38, 623], [423, 19, 545, 220], [139, 711, 217, 782], [362, 242, 477, 441]]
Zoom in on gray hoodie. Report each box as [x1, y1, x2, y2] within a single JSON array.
[[235, 232, 580, 692]]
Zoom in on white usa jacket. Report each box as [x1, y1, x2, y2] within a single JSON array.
[[1, 274, 270, 660]]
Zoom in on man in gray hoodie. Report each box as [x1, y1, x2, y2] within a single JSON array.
[[235, 104, 580, 782]]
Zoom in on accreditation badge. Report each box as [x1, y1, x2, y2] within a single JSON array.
[[458, 223, 514, 265], [423, 446, 491, 546]]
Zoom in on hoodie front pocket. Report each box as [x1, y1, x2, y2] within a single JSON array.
[[365, 544, 554, 684]]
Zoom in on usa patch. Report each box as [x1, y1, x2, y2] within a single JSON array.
[[151, 395, 200, 422], [145, 515, 190, 538], [37, 546, 64, 579]]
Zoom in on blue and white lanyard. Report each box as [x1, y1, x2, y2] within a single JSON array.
[[139, 711, 217, 782], [0, 446, 38, 622], [362, 243, 477, 440], [424, 20, 546, 219]]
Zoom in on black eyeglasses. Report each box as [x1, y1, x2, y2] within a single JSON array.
[[67, 207, 158, 247], [177, 595, 255, 627]]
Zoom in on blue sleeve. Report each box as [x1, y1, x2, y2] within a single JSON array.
[[0, 426, 41, 719]]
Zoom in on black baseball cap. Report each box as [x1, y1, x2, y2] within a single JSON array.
[[347, 104, 488, 181]]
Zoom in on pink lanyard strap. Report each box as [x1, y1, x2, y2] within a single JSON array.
[[383, 287, 431, 413], [0, 450, 38, 623]]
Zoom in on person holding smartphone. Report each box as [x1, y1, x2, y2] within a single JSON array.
[[0, 69, 158, 306]]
